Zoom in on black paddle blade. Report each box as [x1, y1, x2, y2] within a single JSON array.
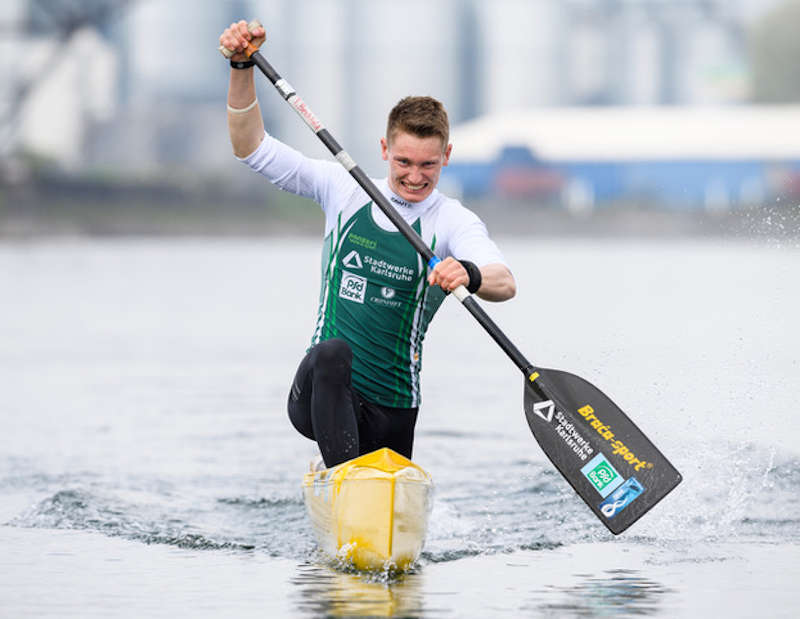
[[523, 368, 682, 535]]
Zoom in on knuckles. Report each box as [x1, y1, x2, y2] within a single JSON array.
[[221, 19, 255, 49]]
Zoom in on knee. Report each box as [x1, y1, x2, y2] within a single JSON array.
[[312, 338, 352, 384]]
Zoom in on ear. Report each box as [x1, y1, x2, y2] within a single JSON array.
[[380, 137, 389, 161], [442, 143, 453, 167]]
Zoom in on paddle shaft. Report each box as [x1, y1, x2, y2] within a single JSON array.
[[246, 50, 535, 378]]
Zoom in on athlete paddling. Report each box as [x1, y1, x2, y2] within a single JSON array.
[[220, 20, 516, 468]]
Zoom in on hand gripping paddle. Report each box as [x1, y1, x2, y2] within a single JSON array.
[[221, 21, 682, 534]]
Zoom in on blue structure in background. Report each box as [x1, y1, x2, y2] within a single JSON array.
[[442, 107, 800, 210], [443, 148, 800, 210]]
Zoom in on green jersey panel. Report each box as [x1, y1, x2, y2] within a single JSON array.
[[312, 203, 446, 408]]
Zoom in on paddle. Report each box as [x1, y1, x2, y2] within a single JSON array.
[[220, 22, 682, 535]]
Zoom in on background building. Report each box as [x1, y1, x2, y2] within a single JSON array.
[[1, 0, 797, 217]]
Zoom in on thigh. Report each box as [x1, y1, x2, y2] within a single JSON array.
[[356, 396, 419, 459], [287, 349, 315, 439], [286, 339, 356, 442]]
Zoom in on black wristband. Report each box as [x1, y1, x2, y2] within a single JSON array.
[[230, 59, 255, 70], [460, 260, 482, 294]]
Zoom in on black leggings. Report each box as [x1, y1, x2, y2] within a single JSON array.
[[287, 338, 418, 468]]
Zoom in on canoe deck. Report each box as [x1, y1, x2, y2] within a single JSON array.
[[302, 448, 433, 571]]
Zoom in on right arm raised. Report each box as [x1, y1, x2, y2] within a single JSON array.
[[220, 20, 266, 158], [219, 20, 355, 211]]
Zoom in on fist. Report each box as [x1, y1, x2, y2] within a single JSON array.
[[427, 257, 469, 292], [219, 20, 265, 61]]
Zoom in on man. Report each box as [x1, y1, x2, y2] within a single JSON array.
[[220, 21, 516, 467]]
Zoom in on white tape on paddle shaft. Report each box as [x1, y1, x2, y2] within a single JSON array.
[[275, 79, 294, 99], [452, 285, 470, 302], [285, 92, 324, 133], [335, 151, 357, 171]]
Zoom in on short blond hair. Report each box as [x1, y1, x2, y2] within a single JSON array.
[[386, 96, 449, 151]]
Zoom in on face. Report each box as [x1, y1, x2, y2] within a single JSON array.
[[381, 131, 452, 203]]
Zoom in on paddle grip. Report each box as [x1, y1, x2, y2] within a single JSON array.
[[218, 19, 264, 58]]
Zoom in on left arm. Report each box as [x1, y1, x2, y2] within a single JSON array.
[[475, 262, 516, 302], [428, 257, 516, 302]]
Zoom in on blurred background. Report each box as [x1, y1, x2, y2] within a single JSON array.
[[1, 0, 799, 237]]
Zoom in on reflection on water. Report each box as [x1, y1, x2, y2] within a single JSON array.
[[531, 569, 672, 616], [292, 561, 672, 618], [292, 562, 425, 618]]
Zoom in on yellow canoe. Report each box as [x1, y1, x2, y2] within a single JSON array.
[[302, 448, 433, 571]]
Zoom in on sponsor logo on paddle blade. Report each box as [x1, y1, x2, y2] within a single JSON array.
[[581, 453, 624, 498], [599, 476, 645, 519], [532, 400, 554, 422]]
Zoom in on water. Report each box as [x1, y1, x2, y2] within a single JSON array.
[[1, 237, 799, 617]]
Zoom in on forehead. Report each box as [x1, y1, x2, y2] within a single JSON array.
[[388, 131, 446, 157]]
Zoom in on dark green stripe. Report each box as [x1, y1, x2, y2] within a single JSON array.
[[323, 211, 345, 340]]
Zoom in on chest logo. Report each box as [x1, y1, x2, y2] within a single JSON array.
[[342, 250, 363, 270], [339, 270, 367, 304], [381, 287, 395, 299]]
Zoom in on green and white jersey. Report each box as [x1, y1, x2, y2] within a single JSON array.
[[241, 132, 508, 408]]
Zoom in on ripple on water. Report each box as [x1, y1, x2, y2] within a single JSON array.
[[6, 447, 799, 565], [9, 488, 257, 551]]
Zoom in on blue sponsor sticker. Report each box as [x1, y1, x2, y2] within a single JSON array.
[[599, 477, 645, 519], [580, 453, 624, 498]]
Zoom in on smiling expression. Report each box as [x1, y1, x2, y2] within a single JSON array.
[[381, 131, 452, 203]]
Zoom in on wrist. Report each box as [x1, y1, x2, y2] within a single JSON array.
[[230, 59, 255, 70], [460, 260, 482, 294]]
